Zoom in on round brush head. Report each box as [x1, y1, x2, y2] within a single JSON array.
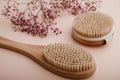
[[72, 12, 114, 45], [43, 43, 96, 72]]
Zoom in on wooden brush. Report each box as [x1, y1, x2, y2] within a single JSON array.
[[0, 36, 96, 79], [72, 12, 114, 46]]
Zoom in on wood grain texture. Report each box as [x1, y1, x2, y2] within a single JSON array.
[[0, 36, 96, 79]]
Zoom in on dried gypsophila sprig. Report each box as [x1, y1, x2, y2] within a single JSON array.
[[2, 0, 101, 37], [2, 0, 61, 37], [63, 0, 102, 15]]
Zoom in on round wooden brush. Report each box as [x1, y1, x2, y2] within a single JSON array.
[[72, 11, 114, 46], [0, 37, 96, 79]]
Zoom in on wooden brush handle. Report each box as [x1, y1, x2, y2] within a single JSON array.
[[0, 36, 31, 53], [0, 36, 43, 62]]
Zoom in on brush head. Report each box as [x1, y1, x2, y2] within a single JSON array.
[[73, 12, 113, 38], [43, 43, 96, 72]]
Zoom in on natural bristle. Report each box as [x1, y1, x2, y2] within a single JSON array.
[[43, 43, 95, 72], [73, 12, 113, 38]]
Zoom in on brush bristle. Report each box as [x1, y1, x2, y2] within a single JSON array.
[[73, 12, 113, 38], [43, 43, 95, 72]]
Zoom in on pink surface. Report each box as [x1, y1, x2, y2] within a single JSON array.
[[0, 0, 120, 80]]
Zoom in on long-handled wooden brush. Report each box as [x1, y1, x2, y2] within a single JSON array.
[[0, 36, 96, 79]]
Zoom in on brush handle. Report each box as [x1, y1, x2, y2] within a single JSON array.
[[0, 36, 44, 62], [0, 36, 32, 53]]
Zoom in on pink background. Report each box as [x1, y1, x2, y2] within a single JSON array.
[[0, 0, 120, 80]]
